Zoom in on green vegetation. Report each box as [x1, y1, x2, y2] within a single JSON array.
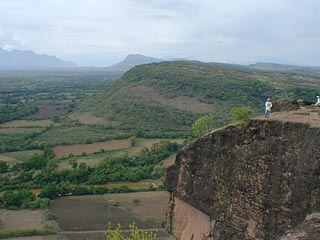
[[132, 199, 141, 206], [145, 217, 162, 227], [0, 161, 8, 173], [0, 70, 119, 152], [230, 107, 254, 129], [106, 222, 157, 240], [44, 211, 58, 220], [0, 189, 50, 210], [0, 225, 56, 239], [0, 103, 37, 123], [0, 141, 182, 206], [231, 107, 254, 122], [79, 61, 320, 138], [192, 115, 213, 137]]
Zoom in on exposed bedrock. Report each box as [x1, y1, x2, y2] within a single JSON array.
[[166, 119, 320, 240]]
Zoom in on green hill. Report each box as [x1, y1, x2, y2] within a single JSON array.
[[77, 61, 320, 137]]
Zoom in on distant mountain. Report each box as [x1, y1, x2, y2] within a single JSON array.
[[249, 62, 320, 76], [105, 54, 162, 72], [0, 47, 77, 70]]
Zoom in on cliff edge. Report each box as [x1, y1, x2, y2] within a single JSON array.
[[166, 104, 320, 240]]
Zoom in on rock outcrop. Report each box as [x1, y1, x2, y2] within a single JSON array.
[[166, 107, 320, 240]]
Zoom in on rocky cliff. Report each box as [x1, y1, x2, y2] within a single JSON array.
[[166, 107, 320, 240]]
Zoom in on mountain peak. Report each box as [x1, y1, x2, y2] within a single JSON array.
[[106, 54, 162, 72], [0, 47, 77, 70]]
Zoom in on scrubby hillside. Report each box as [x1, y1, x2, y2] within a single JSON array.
[[78, 61, 320, 135]]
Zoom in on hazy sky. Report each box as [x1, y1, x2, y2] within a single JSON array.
[[0, 0, 319, 66]]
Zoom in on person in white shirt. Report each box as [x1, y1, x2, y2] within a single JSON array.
[[265, 98, 272, 118], [315, 96, 320, 106]]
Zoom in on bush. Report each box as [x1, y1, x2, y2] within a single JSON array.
[[1, 190, 35, 209], [105, 222, 157, 240], [0, 161, 8, 173], [132, 199, 141, 206], [230, 107, 254, 122], [44, 211, 58, 220], [109, 200, 120, 206], [192, 115, 213, 137]]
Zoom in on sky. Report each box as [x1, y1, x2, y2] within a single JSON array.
[[0, 0, 319, 66]]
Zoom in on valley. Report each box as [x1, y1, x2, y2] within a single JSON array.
[[1, 61, 320, 240]]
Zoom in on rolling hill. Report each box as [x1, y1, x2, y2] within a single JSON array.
[[0, 47, 77, 70], [77, 61, 320, 136], [249, 62, 320, 76]]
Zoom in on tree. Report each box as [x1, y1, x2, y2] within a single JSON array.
[[130, 136, 137, 147], [106, 222, 157, 240], [192, 115, 213, 137], [0, 161, 8, 173], [230, 107, 254, 122]]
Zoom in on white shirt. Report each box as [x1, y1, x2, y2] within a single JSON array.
[[316, 97, 320, 105], [265, 101, 272, 111]]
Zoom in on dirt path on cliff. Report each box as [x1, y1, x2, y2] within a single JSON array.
[[255, 106, 320, 128]]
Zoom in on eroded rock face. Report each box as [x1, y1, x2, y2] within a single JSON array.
[[166, 119, 320, 240], [271, 99, 299, 112], [280, 213, 320, 240]]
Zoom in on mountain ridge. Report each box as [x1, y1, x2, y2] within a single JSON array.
[[0, 47, 77, 70]]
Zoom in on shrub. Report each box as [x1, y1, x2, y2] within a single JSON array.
[[105, 222, 157, 240], [132, 199, 141, 206], [0, 161, 8, 173], [192, 115, 213, 137], [44, 211, 58, 220], [230, 107, 254, 122]]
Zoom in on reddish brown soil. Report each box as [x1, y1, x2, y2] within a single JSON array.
[[104, 191, 170, 221], [255, 106, 320, 128], [129, 85, 215, 113], [48, 195, 151, 231], [30, 105, 66, 119]]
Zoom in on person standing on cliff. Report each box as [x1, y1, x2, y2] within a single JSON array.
[[265, 98, 272, 118], [315, 96, 320, 106]]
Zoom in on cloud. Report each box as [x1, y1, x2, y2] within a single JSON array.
[[0, 30, 26, 50], [0, 0, 320, 65]]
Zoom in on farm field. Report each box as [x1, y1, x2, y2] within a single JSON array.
[[104, 191, 170, 226], [47, 194, 172, 240], [28, 105, 66, 119], [49, 195, 152, 231], [2, 150, 43, 161], [57, 138, 184, 169], [0, 127, 43, 134], [0, 209, 58, 232], [5, 236, 62, 240], [68, 112, 119, 126], [32, 126, 126, 146], [0, 120, 53, 128], [53, 139, 131, 159], [97, 179, 163, 190]]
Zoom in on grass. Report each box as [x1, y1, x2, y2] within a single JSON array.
[[0, 225, 57, 239], [33, 126, 126, 145], [0, 119, 52, 128], [0, 127, 44, 134], [2, 150, 43, 161]]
